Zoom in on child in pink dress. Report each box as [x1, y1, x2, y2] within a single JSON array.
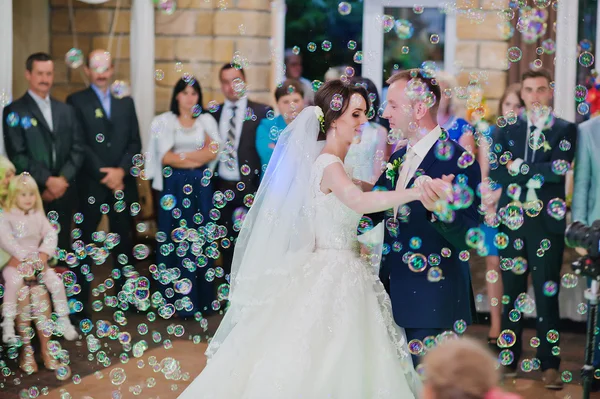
[[0, 173, 78, 344]]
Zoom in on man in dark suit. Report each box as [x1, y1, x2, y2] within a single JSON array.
[[212, 63, 271, 278], [363, 69, 481, 366], [66, 49, 141, 318], [490, 69, 576, 390], [3, 52, 85, 264]]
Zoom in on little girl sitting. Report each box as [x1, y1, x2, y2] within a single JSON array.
[[0, 172, 78, 343]]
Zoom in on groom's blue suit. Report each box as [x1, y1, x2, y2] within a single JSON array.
[[363, 132, 481, 362]]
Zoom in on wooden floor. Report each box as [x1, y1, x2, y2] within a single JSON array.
[[1, 244, 597, 398], [0, 311, 598, 399]]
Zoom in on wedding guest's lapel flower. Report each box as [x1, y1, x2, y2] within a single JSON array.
[[542, 141, 552, 152], [385, 158, 401, 187], [95, 108, 104, 119], [31, 118, 38, 127]]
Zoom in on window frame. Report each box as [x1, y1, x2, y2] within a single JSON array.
[[362, 0, 457, 96]]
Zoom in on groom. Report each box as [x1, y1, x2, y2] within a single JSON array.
[[363, 69, 481, 364]]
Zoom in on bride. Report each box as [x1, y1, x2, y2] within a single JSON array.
[[179, 80, 426, 399]]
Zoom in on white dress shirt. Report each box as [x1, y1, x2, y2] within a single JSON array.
[[28, 90, 53, 131], [218, 97, 248, 181], [397, 125, 442, 190], [394, 125, 441, 218]]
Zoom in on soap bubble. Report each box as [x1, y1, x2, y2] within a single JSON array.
[[65, 48, 84, 69], [338, 2, 352, 15]]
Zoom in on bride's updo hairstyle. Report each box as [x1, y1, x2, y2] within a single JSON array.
[[314, 79, 369, 140], [422, 337, 512, 399]]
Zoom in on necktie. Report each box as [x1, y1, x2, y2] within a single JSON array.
[[525, 125, 536, 163], [103, 93, 111, 119], [42, 99, 53, 131], [227, 105, 237, 146], [397, 148, 417, 190]]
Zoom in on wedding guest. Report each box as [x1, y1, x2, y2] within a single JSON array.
[[2, 52, 85, 269], [256, 79, 305, 172], [324, 66, 344, 82], [482, 83, 525, 351], [284, 49, 314, 105], [489, 68, 576, 389], [0, 155, 15, 205], [436, 71, 474, 148], [146, 77, 221, 318], [421, 337, 521, 399], [572, 112, 600, 392], [346, 76, 390, 184], [213, 63, 271, 279], [0, 173, 78, 344], [66, 49, 142, 320]]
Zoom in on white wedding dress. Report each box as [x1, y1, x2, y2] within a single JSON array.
[[178, 153, 421, 399]]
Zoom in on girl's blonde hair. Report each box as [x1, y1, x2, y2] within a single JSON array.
[[0, 156, 16, 207], [422, 337, 499, 399], [5, 173, 44, 213]]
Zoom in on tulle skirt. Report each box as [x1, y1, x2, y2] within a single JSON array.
[[178, 248, 421, 399]]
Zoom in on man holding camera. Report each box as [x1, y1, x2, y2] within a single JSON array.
[[490, 69, 577, 389], [572, 114, 600, 391]]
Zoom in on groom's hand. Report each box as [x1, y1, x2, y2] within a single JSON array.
[[441, 174, 455, 183], [420, 179, 453, 212]]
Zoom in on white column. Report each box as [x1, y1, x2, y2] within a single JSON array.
[[0, 0, 13, 156], [270, 0, 286, 89], [362, 0, 384, 96], [554, 0, 578, 123], [130, 0, 155, 151]]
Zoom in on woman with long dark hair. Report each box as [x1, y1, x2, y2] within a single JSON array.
[[146, 77, 222, 318]]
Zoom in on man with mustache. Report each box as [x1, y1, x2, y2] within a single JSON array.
[[3, 52, 85, 272], [66, 49, 141, 323]]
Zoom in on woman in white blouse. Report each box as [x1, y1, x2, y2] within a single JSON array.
[[146, 77, 222, 318]]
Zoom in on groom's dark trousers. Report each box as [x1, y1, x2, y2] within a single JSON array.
[[362, 132, 481, 367]]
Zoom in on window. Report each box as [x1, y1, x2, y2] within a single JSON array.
[[362, 0, 456, 97]]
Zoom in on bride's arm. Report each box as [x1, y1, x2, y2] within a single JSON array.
[[322, 162, 420, 214]]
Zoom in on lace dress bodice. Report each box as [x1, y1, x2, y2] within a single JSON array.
[[310, 153, 361, 252]]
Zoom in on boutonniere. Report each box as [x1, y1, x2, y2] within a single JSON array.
[[385, 158, 402, 186], [542, 141, 552, 152], [95, 108, 104, 118], [31, 118, 38, 127]]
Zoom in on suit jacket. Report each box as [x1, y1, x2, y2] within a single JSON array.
[[2, 92, 85, 191], [364, 137, 481, 329], [489, 116, 577, 235], [66, 87, 142, 204], [212, 100, 271, 193], [572, 117, 600, 226]]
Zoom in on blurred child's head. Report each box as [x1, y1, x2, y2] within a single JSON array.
[[0, 156, 16, 189], [275, 79, 305, 124], [421, 337, 509, 399], [6, 173, 44, 213]]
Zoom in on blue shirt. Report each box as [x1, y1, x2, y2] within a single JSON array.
[[256, 115, 287, 176], [443, 116, 471, 142], [91, 84, 111, 119]]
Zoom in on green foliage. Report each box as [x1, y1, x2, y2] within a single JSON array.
[[285, 0, 364, 81]]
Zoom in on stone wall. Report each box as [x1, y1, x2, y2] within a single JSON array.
[[154, 0, 273, 113], [49, 0, 132, 102], [455, 0, 510, 117], [48, 0, 274, 113]]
